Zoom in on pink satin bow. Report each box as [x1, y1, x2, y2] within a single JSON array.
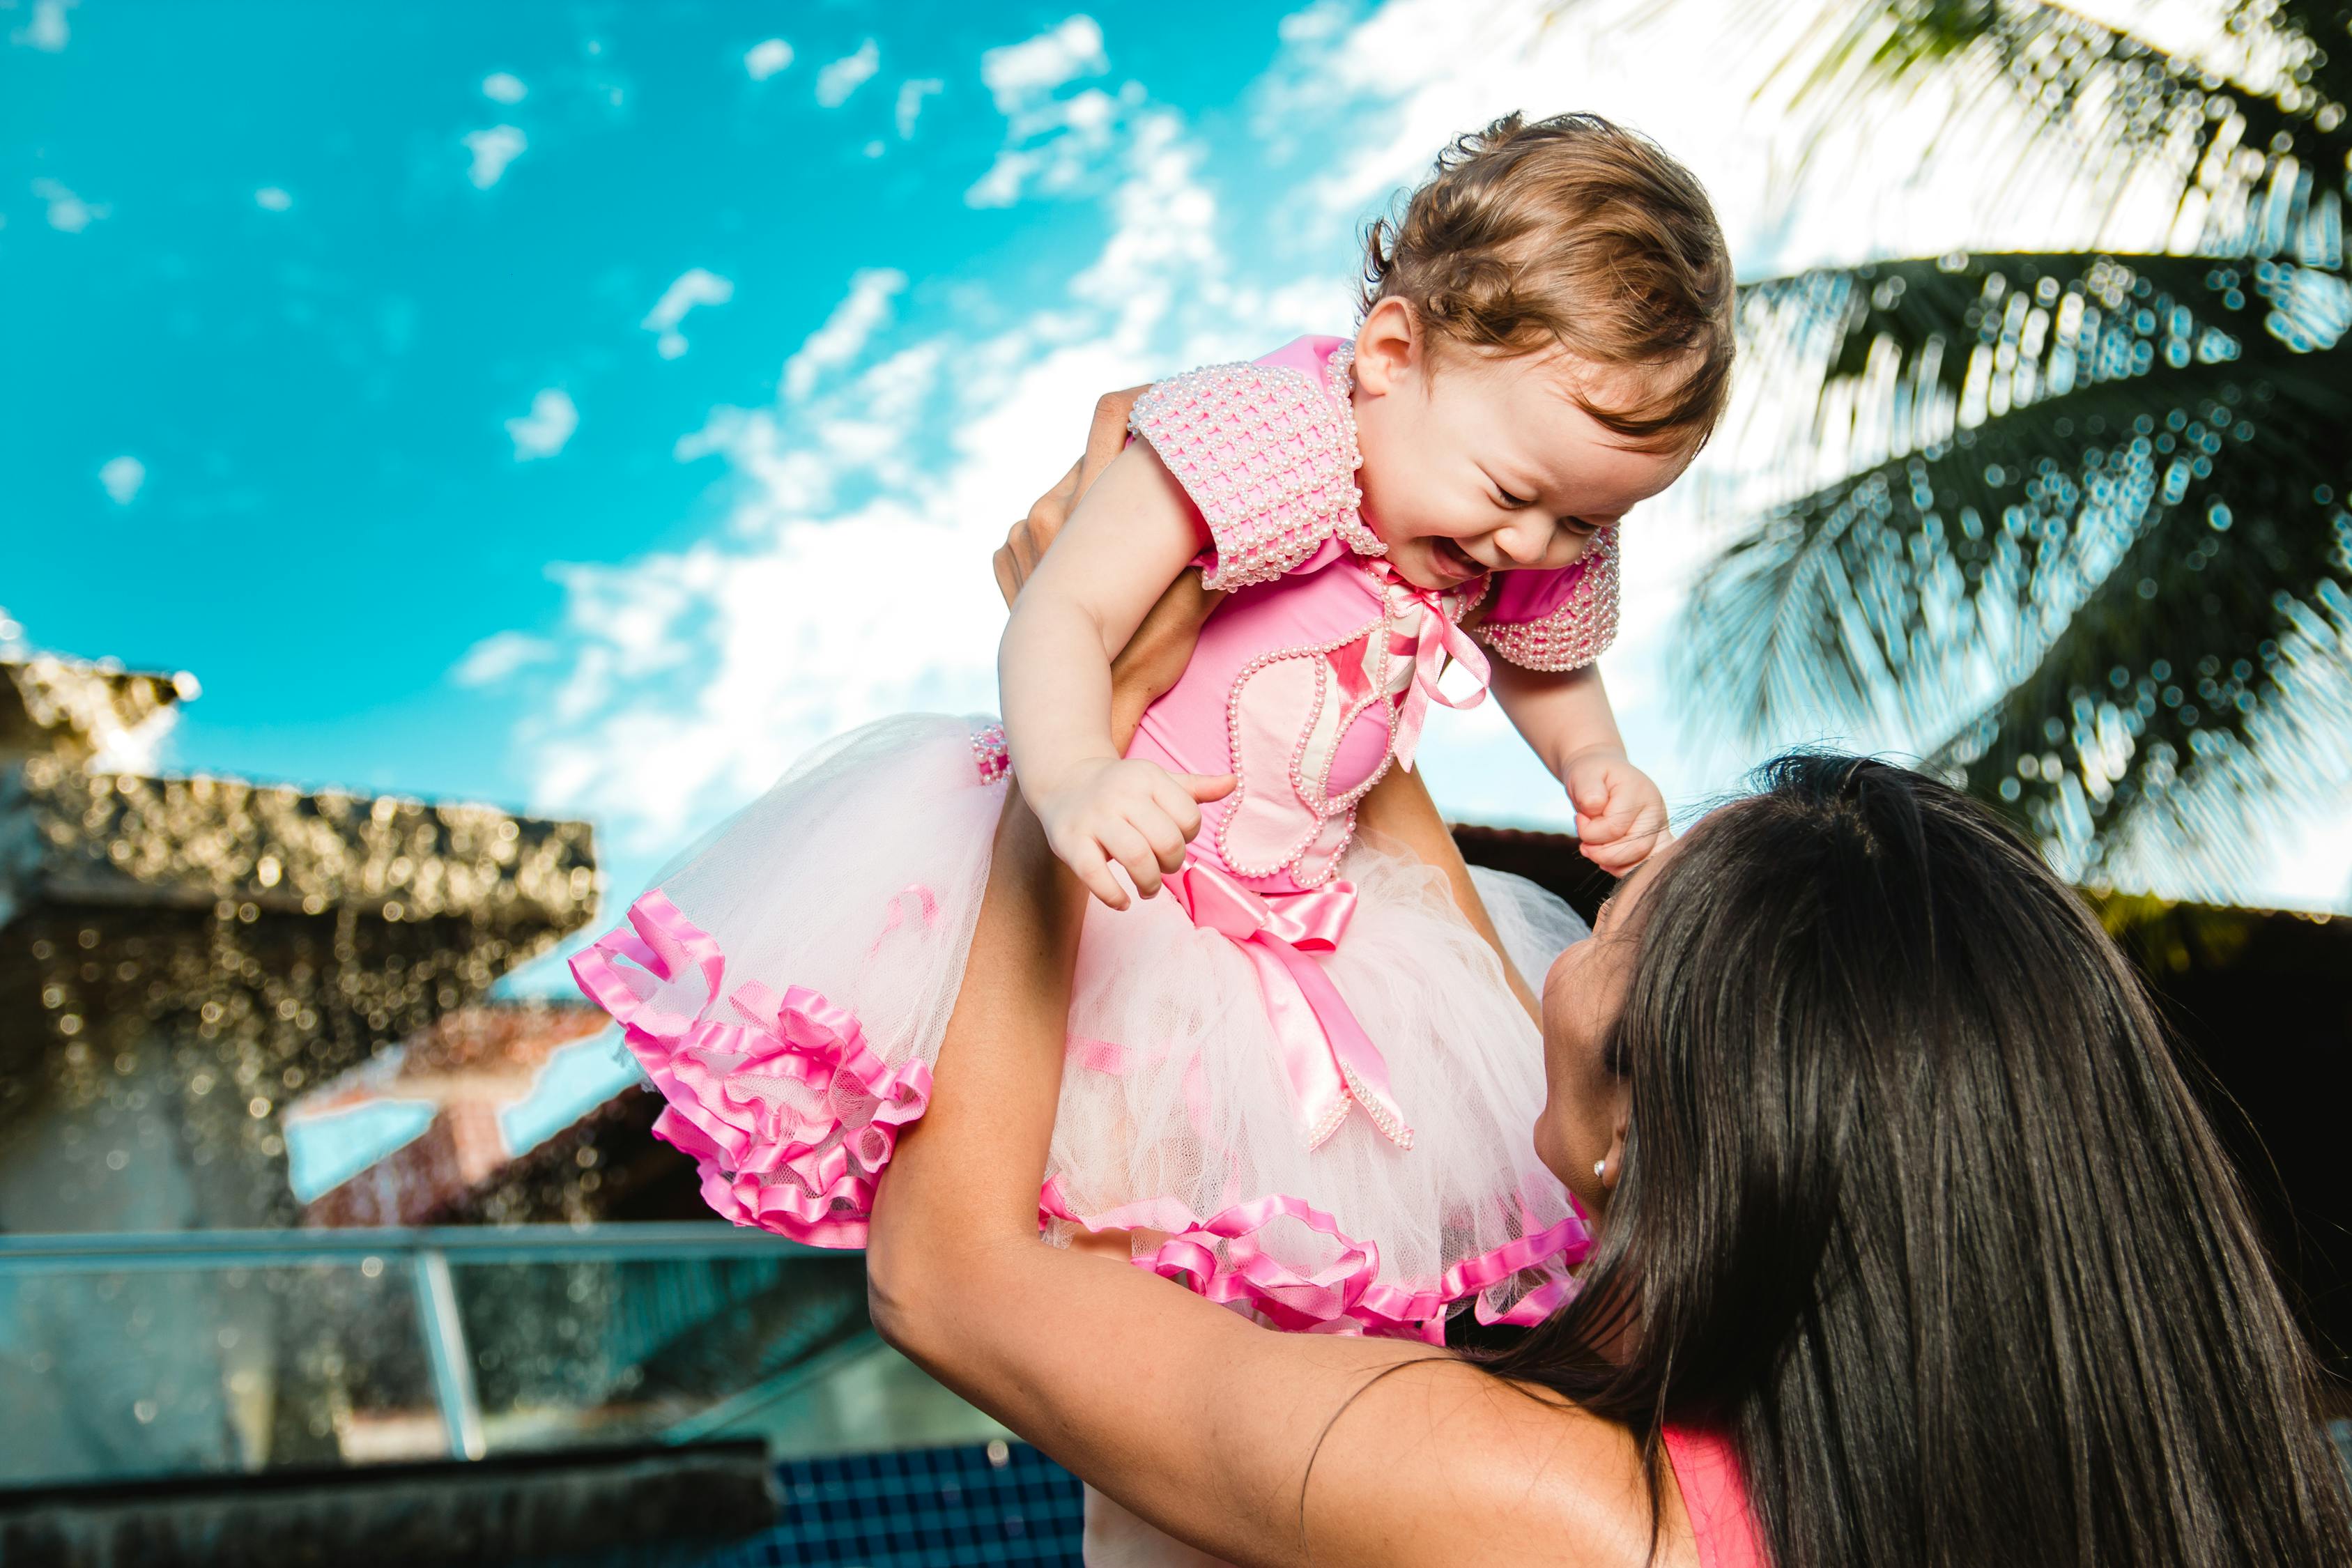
[[1167, 859, 1413, 1153], [1367, 561, 1491, 773]]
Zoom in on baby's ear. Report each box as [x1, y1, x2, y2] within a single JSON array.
[[1353, 296, 1422, 392]]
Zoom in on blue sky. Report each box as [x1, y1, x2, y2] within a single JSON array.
[[5, 3, 1307, 810], [10, 0, 2349, 962]]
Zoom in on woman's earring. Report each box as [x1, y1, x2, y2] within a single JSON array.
[[1593, 1158, 1607, 1181]]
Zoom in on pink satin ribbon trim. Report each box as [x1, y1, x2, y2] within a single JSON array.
[[1040, 1177, 1591, 1344], [1367, 560, 1493, 774], [1166, 860, 1412, 1152], [569, 889, 932, 1249]]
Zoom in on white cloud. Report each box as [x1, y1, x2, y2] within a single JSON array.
[[745, 38, 794, 82], [505, 388, 578, 461], [640, 267, 735, 360], [482, 71, 528, 104], [895, 77, 944, 139], [254, 186, 293, 212], [979, 15, 1105, 114], [964, 17, 1125, 208], [10, 0, 75, 52], [462, 125, 528, 190], [780, 268, 907, 401], [98, 456, 145, 505], [454, 630, 559, 687], [815, 39, 879, 107], [498, 107, 1231, 866], [32, 178, 107, 232]]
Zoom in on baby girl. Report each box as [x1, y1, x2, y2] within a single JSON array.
[[574, 104, 1731, 1424]]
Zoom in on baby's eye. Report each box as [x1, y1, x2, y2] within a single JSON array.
[[1493, 488, 1532, 509], [1562, 516, 1602, 537]]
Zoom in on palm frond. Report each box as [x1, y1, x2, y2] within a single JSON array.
[[1925, 411, 2352, 885], [1684, 250, 2352, 751], [1753, 0, 2350, 254]]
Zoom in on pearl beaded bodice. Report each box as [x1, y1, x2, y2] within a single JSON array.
[[1122, 335, 1622, 894]]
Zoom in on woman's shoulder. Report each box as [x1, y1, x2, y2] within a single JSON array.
[[1127, 335, 1383, 592], [1286, 1346, 1706, 1567]]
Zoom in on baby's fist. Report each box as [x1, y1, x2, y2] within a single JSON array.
[[1565, 750, 1669, 875], [1033, 757, 1235, 910]]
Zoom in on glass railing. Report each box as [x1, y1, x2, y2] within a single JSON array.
[[0, 1224, 999, 1489]]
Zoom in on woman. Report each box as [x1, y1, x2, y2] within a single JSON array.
[[863, 396, 2352, 1566]]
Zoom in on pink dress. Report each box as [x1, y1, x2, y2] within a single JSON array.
[[573, 335, 1621, 1341], [1665, 1427, 1769, 1568]]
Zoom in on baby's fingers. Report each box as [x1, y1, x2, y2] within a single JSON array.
[[1100, 821, 1167, 900], [1052, 828, 1130, 910], [1581, 834, 1652, 875], [1135, 803, 1190, 874], [1575, 785, 1652, 847], [1147, 773, 1231, 847], [1175, 771, 1238, 803]]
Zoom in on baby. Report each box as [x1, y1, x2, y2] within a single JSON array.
[[573, 106, 1731, 1455]]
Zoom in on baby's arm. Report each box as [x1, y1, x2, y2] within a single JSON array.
[[1489, 661, 1669, 875], [998, 441, 1233, 909]]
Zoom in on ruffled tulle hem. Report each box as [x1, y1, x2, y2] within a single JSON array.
[[1038, 1178, 1590, 1344], [574, 889, 1591, 1335], [569, 889, 931, 1248]]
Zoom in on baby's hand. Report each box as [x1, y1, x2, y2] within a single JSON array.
[[1565, 750, 1670, 875], [1033, 758, 1236, 909]]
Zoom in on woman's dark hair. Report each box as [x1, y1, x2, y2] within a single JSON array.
[[1489, 753, 2352, 1565]]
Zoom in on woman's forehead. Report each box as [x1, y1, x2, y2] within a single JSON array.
[[1596, 830, 1686, 933]]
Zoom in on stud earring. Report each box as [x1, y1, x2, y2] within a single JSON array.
[[1593, 1158, 1607, 1181]]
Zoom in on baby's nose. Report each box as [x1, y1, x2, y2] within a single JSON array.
[[1493, 519, 1554, 568]]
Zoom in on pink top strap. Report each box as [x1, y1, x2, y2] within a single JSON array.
[[1662, 1426, 1767, 1568]]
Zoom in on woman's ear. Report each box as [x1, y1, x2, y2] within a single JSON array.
[[1598, 1096, 1631, 1194], [1351, 295, 1422, 399]]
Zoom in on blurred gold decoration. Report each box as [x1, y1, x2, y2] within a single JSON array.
[[1, 654, 194, 771], [0, 653, 599, 1234]]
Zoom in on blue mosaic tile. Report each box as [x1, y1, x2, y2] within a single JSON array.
[[692, 1441, 1084, 1567]]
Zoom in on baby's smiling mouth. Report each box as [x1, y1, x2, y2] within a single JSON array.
[[1431, 537, 1485, 580]]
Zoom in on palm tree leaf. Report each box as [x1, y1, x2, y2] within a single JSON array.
[[1740, 252, 2351, 440], [1926, 411, 2352, 886], [1687, 252, 2352, 750], [1752, 1, 2349, 254]]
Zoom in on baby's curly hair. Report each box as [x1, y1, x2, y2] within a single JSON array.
[[1362, 112, 1735, 451]]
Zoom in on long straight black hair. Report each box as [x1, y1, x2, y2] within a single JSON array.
[[1487, 753, 2352, 1565]]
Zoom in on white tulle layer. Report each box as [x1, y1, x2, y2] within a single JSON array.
[[571, 714, 1593, 1337]]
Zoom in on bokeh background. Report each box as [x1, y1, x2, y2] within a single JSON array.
[[5, 2, 2349, 1562]]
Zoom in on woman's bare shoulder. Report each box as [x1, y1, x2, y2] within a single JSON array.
[[1281, 1342, 1698, 1568]]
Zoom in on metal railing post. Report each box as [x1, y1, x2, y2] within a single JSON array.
[[412, 1245, 486, 1461]]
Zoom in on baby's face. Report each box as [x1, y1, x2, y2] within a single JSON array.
[[1348, 313, 1694, 594]]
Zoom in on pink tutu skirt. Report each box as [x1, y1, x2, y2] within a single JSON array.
[[572, 714, 1592, 1340]]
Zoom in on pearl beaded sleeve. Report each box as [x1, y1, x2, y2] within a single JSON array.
[[1472, 526, 1622, 674], [1126, 357, 1385, 592]]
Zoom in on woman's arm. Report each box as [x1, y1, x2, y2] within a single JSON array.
[[863, 797, 1659, 1567]]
